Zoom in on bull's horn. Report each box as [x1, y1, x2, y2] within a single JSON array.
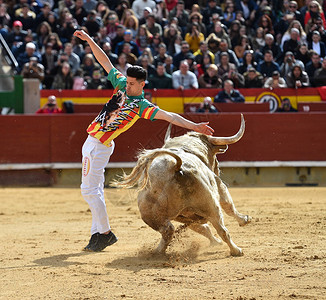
[[207, 114, 245, 145]]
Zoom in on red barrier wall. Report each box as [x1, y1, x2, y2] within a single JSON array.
[[1, 113, 326, 164]]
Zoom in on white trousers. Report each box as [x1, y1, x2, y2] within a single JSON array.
[[80, 135, 115, 235]]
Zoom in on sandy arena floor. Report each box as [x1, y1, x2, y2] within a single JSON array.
[[0, 187, 325, 300]]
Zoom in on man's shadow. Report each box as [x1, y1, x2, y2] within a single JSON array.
[[33, 251, 93, 268]]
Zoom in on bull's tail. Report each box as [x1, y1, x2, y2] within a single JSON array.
[[113, 149, 182, 190]]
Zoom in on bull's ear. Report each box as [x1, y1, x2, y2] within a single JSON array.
[[217, 145, 228, 154]]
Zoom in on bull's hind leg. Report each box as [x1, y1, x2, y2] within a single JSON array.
[[209, 207, 243, 256], [138, 192, 175, 254], [216, 177, 252, 227]]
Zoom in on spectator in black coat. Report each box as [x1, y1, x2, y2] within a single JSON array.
[[283, 28, 301, 55], [257, 50, 280, 80], [305, 51, 322, 86], [308, 31, 326, 58], [214, 79, 245, 103], [243, 68, 264, 88]]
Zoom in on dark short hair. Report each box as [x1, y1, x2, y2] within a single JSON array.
[[127, 66, 147, 81]]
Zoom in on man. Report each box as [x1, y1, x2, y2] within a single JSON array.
[[313, 57, 326, 87], [148, 63, 173, 89], [173, 41, 191, 69], [21, 56, 44, 83], [260, 34, 282, 65], [172, 60, 198, 90], [168, 0, 189, 35], [243, 67, 264, 88], [306, 52, 321, 86], [263, 70, 287, 88], [214, 39, 239, 68], [283, 28, 301, 54], [74, 29, 213, 252], [153, 43, 168, 67], [279, 51, 305, 78], [64, 42, 80, 74], [115, 29, 140, 57], [257, 50, 280, 80], [145, 13, 163, 37], [201, 0, 223, 27], [131, 0, 156, 19], [36, 95, 63, 114], [214, 79, 245, 103], [193, 41, 215, 66]]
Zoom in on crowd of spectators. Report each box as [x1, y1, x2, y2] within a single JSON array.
[[1, 0, 326, 91]]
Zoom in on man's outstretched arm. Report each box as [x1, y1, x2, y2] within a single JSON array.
[[74, 30, 114, 75], [155, 110, 214, 135]]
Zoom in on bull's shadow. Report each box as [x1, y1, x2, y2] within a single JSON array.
[[106, 245, 227, 272]]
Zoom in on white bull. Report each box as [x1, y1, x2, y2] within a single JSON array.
[[116, 114, 251, 256]]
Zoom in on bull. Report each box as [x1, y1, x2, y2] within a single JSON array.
[[116, 114, 251, 256]]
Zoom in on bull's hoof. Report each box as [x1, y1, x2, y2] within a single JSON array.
[[239, 215, 252, 227], [230, 247, 243, 257]]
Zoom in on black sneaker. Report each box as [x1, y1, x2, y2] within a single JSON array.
[[89, 231, 118, 252], [83, 232, 99, 251]]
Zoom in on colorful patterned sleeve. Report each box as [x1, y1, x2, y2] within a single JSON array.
[[107, 68, 126, 92], [138, 99, 160, 121]]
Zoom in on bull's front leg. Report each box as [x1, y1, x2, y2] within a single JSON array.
[[216, 177, 252, 227], [209, 207, 243, 256]]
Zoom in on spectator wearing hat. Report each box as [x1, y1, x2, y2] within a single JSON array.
[[280, 51, 305, 78], [138, 7, 153, 26], [7, 20, 27, 49], [286, 64, 310, 88], [312, 57, 326, 86], [214, 79, 245, 103], [172, 60, 198, 90], [257, 50, 280, 80], [132, 0, 156, 19], [263, 70, 287, 88], [115, 29, 140, 57], [308, 30, 326, 58], [243, 67, 264, 88], [36, 95, 63, 114]]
